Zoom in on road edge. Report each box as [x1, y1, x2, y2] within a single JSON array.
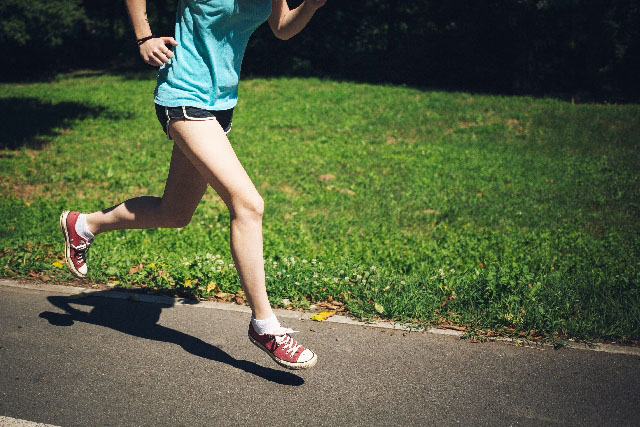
[[1, 278, 638, 357]]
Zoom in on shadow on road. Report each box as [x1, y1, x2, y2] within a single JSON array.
[[39, 294, 304, 386]]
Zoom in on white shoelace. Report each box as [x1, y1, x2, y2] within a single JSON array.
[[273, 328, 302, 357], [71, 242, 90, 262]]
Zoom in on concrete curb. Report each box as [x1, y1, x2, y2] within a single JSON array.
[[0, 415, 60, 427], [2, 279, 639, 357]]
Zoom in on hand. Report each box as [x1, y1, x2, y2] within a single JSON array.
[[139, 36, 178, 67], [304, 0, 327, 11]]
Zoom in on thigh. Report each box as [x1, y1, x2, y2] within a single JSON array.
[[168, 119, 259, 212], [160, 142, 209, 217]]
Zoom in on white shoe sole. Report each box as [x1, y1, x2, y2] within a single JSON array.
[[249, 334, 318, 370]]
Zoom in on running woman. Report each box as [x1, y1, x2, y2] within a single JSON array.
[[60, 0, 327, 370]]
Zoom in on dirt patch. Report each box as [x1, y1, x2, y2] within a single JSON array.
[[452, 116, 528, 135], [0, 178, 47, 203], [505, 118, 527, 135], [318, 174, 335, 182], [306, 207, 331, 220], [0, 177, 155, 205], [284, 126, 304, 134], [279, 184, 301, 197]]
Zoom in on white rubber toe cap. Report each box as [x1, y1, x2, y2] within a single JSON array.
[[298, 349, 315, 363], [77, 264, 87, 276]]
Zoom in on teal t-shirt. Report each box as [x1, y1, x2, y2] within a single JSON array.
[[154, 0, 272, 110]]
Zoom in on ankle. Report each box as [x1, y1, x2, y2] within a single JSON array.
[[75, 213, 95, 241], [84, 214, 99, 236], [251, 314, 280, 335]]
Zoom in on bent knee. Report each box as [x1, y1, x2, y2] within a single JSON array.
[[232, 195, 264, 220], [163, 211, 194, 229]]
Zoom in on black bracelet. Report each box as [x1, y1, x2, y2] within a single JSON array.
[[136, 35, 155, 46]]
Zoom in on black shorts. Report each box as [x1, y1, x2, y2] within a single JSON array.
[[155, 104, 234, 140]]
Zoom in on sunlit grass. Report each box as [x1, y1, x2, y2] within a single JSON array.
[[1, 71, 639, 340]]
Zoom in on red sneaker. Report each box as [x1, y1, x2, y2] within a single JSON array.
[[248, 324, 318, 370], [59, 210, 92, 278]]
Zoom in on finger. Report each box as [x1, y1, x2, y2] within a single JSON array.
[[159, 45, 174, 59], [161, 36, 179, 46], [144, 50, 164, 66], [153, 51, 171, 64], [146, 56, 162, 67]]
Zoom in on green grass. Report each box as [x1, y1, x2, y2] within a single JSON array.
[[1, 70, 639, 341]]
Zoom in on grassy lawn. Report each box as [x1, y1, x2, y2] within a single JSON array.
[[1, 71, 639, 341]]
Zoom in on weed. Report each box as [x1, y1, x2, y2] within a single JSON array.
[[1, 74, 639, 340]]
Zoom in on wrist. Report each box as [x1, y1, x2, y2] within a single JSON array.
[[136, 35, 155, 46]]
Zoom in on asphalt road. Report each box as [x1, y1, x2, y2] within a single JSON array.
[[1, 283, 638, 426]]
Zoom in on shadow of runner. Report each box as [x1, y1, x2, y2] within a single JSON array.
[[39, 294, 304, 386], [0, 97, 128, 150]]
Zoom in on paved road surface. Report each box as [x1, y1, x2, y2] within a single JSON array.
[[0, 283, 638, 426]]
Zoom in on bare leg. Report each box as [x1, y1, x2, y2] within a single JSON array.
[[166, 119, 273, 320], [85, 118, 273, 320], [85, 143, 208, 234]]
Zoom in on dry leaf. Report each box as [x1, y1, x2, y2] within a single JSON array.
[[215, 292, 229, 299], [310, 311, 336, 322], [234, 296, 245, 305], [52, 260, 64, 269], [318, 174, 336, 182], [374, 302, 385, 314], [128, 264, 143, 275], [422, 209, 439, 215], [337, 188, 355, 195], [440, 324, 466, 331], [206, 282, 221, 293]]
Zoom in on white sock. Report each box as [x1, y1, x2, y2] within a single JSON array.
[[75, 214, 94, 242], [251, 314, 281, 335]]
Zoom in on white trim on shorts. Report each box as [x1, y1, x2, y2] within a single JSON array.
[[164, 106, 231, 140]]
